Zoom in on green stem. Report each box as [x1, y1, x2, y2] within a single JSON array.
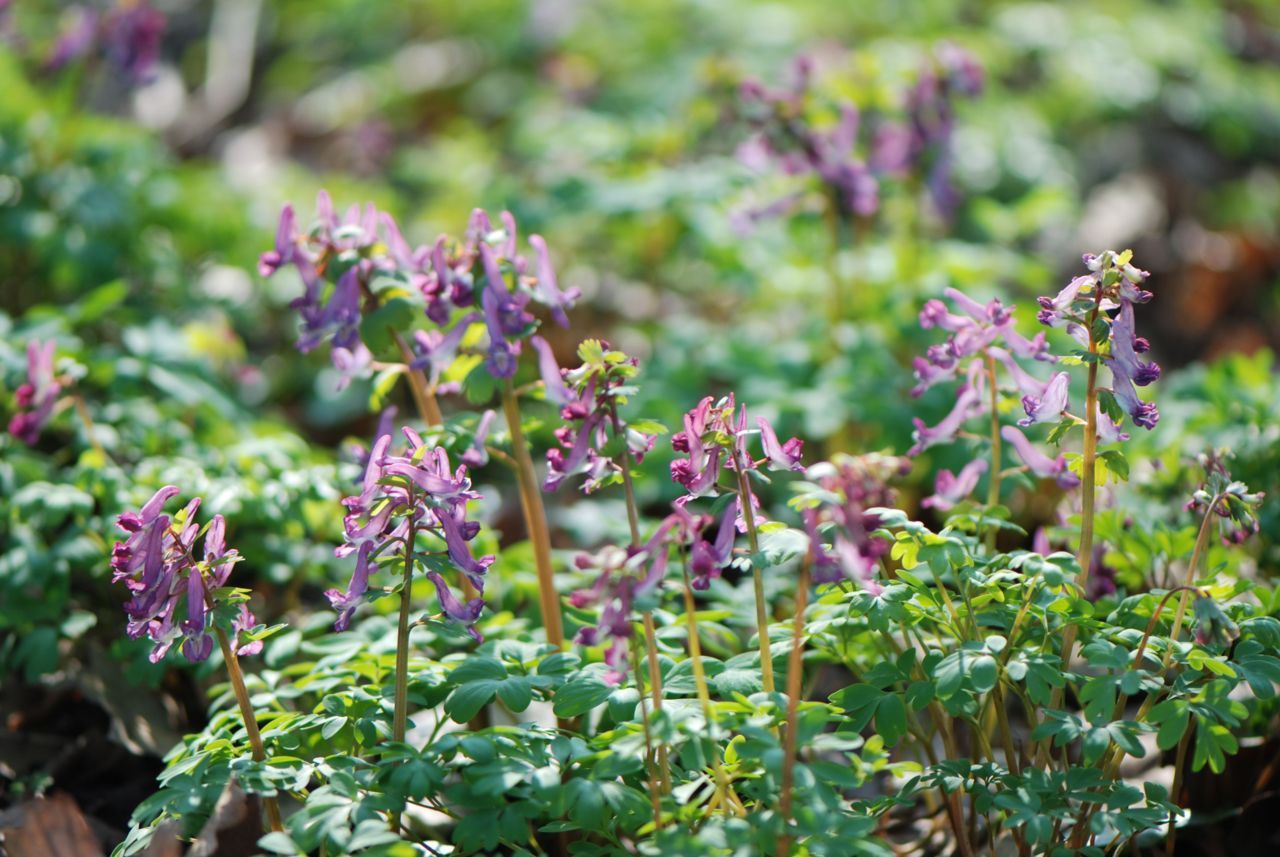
[[681, 565, 736, 816], [734, 465, 775, 693], [984, 354, 1002, 552], [390, 487, 419, 834], [630, 633, 664, 831], [213, 626, 283, 833], [776, 556, 811, 856], [1166, 727, 1192, 857], [619, 447, 671, 794], [500, 380, 564, 649], [1042, 314, 1101, 762]]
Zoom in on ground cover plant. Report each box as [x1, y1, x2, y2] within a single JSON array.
[[2, 2, 1279, 856]]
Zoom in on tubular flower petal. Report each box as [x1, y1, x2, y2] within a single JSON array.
[[922, 459, 988, 511], [1001, 426, 1079, 489]]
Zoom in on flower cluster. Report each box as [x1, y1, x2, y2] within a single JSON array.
[[569, 521, 675, 684], [878, 43, 984, 217], [539, 339, 658, 493], [1037, 250, 1161, 430], [909, 286, 1083, 492], [8, 340, 63, 446], [328, 428, 493, 639], [110, 486, 260, 663], [670, 394, 804, 498], [260, 197, 578, 390], [45, 1, 166, 83], [736, 55, 879, 221], [1186, 451, 1266, 545], [799, 453, 908, 590], [911, 286, 1051, 399]]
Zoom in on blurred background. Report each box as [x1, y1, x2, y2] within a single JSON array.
[[2, 0, 1279, 850]]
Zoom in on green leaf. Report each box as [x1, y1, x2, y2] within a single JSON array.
[[445, 681, 498, 723], [875, 694, 908, 746], [553, 673, 613, 717]]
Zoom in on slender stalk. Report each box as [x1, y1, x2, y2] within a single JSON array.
[[1071, 511, 1218, 846], [619, 447, 671, 793], [734, 465, 775, 693], [879, 631, 975, 857], [1042, 314, 1101, 760], [630, 633, 664, 830], [213, 626, 284, 832], [681, 566, 735, 815], [71, 395, 109, 461], [776, 556, 812, 857], [1165, 507, 1216, 659], [390, 488, 419, 834], [984, 354, 1002, 552], [500, 380, 564, 649], [1165, 727, 1192, 857]]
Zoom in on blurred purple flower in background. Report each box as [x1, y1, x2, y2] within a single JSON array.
[[922, 459, 988, 511], [8, 340, 63, 445], [260, 197, 578, 391], [800, 453, 907, 589]]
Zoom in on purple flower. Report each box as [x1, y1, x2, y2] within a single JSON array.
[[528, 235, 581, 329], [8, 340, 63, 445], [800, 453, 906, 590], [543, 341, 659, 494], [758, 416, 805, 472], [1018, 371, 1070, 426], [111, 487, 259, 663], [912, 288, 1050, 398], [670, 393, 803, 496], [102, 1, 166, 83], [44, 7, 100, 72], [901, 43, 985, 217], [1109, 373, 1159, 431], [460, 409, 497, 469], [735, 55, 880, 220], [908, 360, 986, 456], [328, 429, 493, 638], [410, 313, 481, 387], [683, 498, 739, 590], [922, 459, 988, 511], [570, 521, 677, 685], [1185, 451, 1266, 546], [1036, 251, 1160, 432], [1000, 426, 1079, 489]]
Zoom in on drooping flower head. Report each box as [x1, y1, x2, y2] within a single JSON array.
[[670, 394, 804, 498], [795, 453, 909, 590], [539, 338, 660, 494], [1037, 250, 1160, 431], [8, 340, 63, 446], [1185, 450, 1266, 546], [110, 487, 261, 663], [328, 428, 493, 639]]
